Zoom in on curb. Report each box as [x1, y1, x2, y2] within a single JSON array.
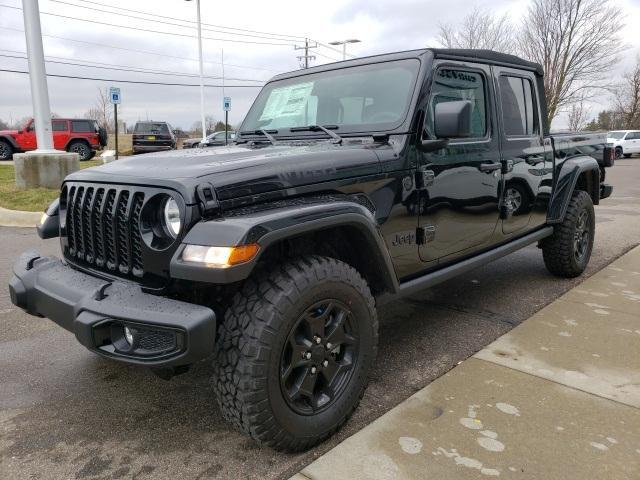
[[0, 206, 41, 228]]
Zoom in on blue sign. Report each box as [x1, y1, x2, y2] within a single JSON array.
[[223, 96, 231, 111], [109, 87, 121, 104]]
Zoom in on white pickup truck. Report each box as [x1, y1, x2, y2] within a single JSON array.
[[607, 130, 640, 158]]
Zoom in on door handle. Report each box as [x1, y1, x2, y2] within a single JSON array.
[[479, 162, 501, 172]]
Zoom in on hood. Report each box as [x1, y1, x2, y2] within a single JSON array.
[[67, 142, 382, 201]]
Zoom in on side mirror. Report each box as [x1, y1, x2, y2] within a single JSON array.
[[419, 100, 473, 152], [434, 100, 473, 139]]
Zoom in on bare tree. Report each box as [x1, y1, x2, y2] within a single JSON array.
[[85, 87, 113, 132], [437, 7, 515, 53], [190, 115, 216, 135], [567, 96, 590, 130], [613, 57, 640, 129], [519, 0, 623, 126]]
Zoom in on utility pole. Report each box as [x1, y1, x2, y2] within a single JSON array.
[[295, 38, 317, 69], [22, 0, 56, 152], [186, 0, 206, 143]]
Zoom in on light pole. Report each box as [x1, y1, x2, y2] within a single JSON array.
[[328, 39, 361, 60], [22, 0, 57, 152], [186, 0, 207, 143]]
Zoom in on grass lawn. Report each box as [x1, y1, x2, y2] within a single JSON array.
[[0, 160, 101, 212]]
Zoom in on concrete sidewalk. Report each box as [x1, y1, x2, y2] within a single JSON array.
[[292, 246, 640, 479]]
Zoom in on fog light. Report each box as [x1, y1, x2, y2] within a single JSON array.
[[124, 326, 135, 345]]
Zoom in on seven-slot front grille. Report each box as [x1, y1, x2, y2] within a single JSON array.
[[64, 185, 145, 277]]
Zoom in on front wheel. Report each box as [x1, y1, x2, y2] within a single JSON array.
[[541, 190, 595, 278], [213, 256, 378, 451], [0, 140, 13, 160], [615, 147, 623, 159]]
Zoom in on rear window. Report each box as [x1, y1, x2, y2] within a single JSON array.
[[52, 120, 68, 132], [71, 120, 94, 133], [135, 122, 169, 134]]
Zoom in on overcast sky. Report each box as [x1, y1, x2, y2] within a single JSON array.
[[1, 0, 640, 130]]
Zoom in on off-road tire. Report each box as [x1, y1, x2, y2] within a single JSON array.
[[67, 141, 91, 161], [542, 190, 594, 278], [0, 140, 13, 160], [213, 256, 378, 452]]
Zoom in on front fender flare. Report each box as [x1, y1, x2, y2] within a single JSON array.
[[547, 156, 599, 224], [0, 135, 20, 150], [169, 199, 399, 292]]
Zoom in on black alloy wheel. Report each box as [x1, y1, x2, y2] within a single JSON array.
[[573, 209, 591, 263], [280, 300, 359, 415]]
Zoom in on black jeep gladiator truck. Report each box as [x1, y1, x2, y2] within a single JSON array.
[[9, 49, 614, 451]]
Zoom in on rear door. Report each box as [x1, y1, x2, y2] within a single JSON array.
[[417, 61, 501, 263], [52, 119, 69, 149], [493, 67, 550, 235]]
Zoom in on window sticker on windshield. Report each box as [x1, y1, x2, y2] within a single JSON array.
[[259, 82, 314, 121]]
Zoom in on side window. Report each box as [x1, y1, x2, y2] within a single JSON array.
[[52, 120, 67, 132], [627, 132, 640, 140], [427, 68, 487, 138], [499, 76, 538, 137], [71, 120, 93, 133]]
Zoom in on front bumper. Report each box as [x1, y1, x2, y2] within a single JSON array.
[[9, 252, 216, 367]]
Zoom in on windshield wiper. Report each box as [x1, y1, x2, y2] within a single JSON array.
[[239, 129, 278, 146], [289, 125, 342, 144]]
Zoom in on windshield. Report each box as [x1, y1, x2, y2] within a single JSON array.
[[135, 122, 169, 134], [241, 59, 420, 134], [608, 131, 626, 139]]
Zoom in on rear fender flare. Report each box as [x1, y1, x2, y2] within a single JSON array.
[[547, 156, 600, 224], [170, 199, 399, 293]]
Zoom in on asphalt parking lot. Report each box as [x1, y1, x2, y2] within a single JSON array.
[[2, 159, 640, 480]]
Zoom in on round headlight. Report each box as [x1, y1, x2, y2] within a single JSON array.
[[163, 197, 181, 238]]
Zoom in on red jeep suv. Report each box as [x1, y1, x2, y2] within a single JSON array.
[[0, 118, 107, 161]]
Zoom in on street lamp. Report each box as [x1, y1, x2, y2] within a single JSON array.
[[185, 0, 207, 143], [328, 39, 361, 60]]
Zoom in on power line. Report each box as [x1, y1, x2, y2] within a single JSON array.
[[314, 51, 341, 62], [72, 0, 306, 41], [49, 0, 304, 43], [0, 52, 266, 82], [0, 68, 263, 87], [2, 26, 279, 72], [0, 4, 297, 47]]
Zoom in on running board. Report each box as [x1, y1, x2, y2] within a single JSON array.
[[378, 227, 554, 305]]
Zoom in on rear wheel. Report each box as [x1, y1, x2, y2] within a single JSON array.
[[0, 140, 13, 160], [213, 256, 378, 451], [541, 190, 594, 278], [67, 141, 91, 161]]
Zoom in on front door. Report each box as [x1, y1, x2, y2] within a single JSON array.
[[418, 62, 501, 263]]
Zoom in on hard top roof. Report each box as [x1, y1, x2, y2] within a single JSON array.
[[268, 48, 543, 83]]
